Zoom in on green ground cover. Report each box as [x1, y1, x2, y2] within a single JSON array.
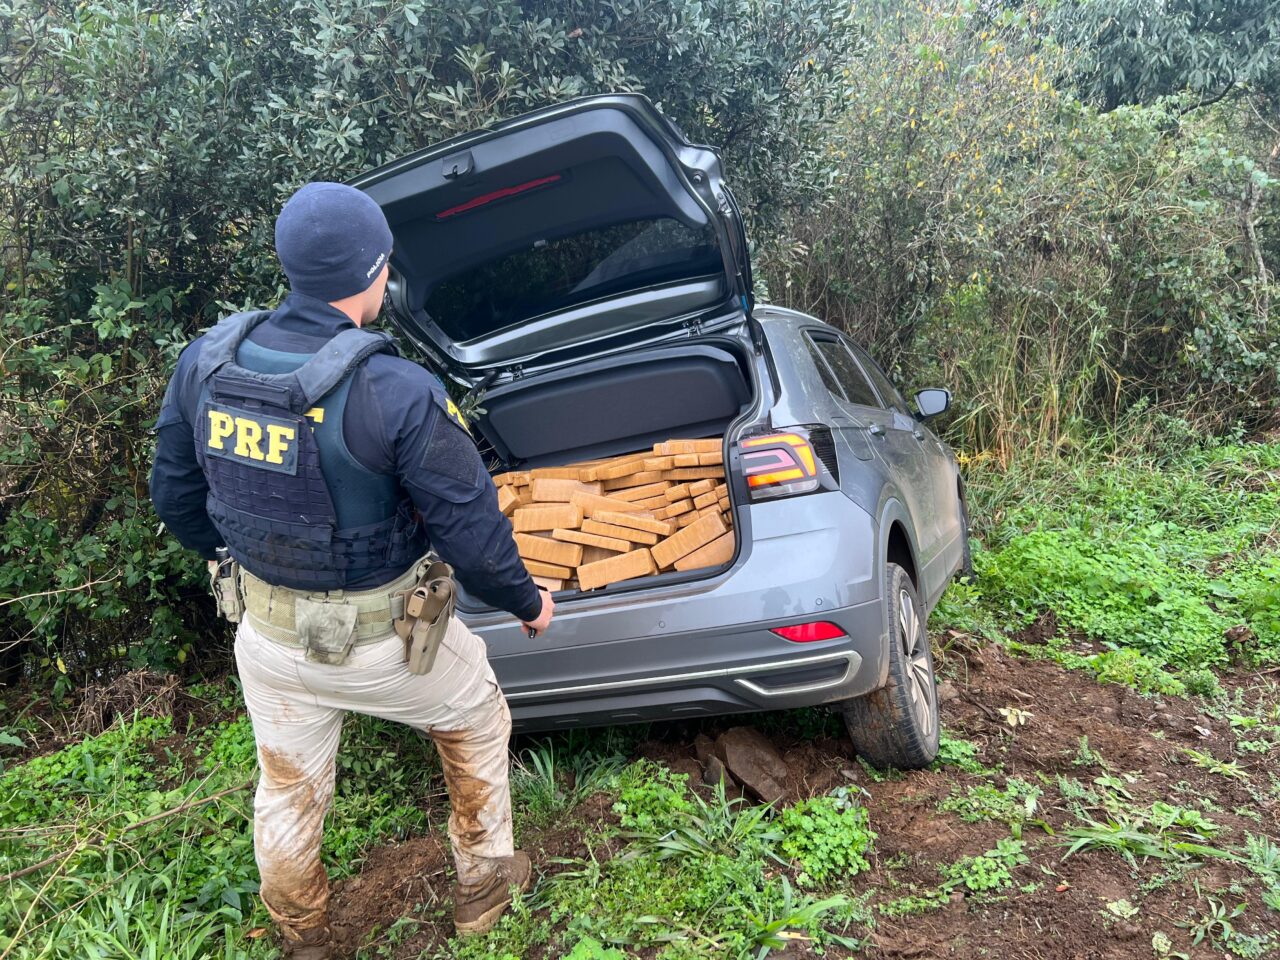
[[942, 436, 1280, 690], [1, 439, 1277, 958]]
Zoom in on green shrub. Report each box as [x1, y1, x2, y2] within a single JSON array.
[[940, 837, 1028, 893], [764, 2, 1279, 460], [611, 761, 693, 833], [779, 790, 876, 887]]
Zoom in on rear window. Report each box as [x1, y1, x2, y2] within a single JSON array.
[[850, 344, 911, 415], [811, 337, 881, 408], [424, 217, 722, 342]]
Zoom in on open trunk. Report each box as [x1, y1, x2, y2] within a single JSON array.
[[468, 335, 757, 603], [350, 94, 767, 604], [352, 94, 754, 386]]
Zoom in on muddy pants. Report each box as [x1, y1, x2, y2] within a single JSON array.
[[233, 614, 514, 937]]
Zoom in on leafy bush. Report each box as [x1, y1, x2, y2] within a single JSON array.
[[611, 760, 694, 833], [940, 837, 1028, 893], [779, 790, 876, 887], [762, 2, 1278, 461]]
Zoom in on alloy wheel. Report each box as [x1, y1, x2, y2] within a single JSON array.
[[898, 588, 936, 735]]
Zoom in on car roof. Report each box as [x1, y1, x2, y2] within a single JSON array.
[[750, 303, 839, 336]]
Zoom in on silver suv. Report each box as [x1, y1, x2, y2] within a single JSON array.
[[354, 94, 970, 768]]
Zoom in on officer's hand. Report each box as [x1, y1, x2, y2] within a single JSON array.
[[522, 590, 555, 636], [208, 559, 218, 577]]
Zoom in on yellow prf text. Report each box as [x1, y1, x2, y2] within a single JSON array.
[[207, 410, 296, 464]]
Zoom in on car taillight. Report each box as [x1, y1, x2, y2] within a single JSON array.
[[771, 621, 848, 642], [738, 428, 822, 499]]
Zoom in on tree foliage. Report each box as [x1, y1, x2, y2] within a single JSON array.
[[761, 2, 1279, 460], [1046, 0, 1280, 111]]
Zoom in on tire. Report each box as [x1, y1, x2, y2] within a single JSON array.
[[840, 563, 940, 769]]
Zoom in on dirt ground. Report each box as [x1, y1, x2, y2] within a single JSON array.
[[322, 638, 1280, 959]]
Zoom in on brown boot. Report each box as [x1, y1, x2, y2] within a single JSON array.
[[454, 851, 532, 936], [281, 923, 334, 959]]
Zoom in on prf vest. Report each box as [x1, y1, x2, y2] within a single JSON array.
[[193, 312, 427, 591]]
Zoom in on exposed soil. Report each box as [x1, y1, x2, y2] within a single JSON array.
[[323, 639, 1279, 959], [330, 835, 452, 953]]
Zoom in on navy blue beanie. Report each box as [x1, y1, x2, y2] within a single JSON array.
[[274, 182, 394, 302]]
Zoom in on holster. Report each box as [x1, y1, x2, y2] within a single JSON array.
[[210, 559, 244, 624], [393, 559, 456, 675]]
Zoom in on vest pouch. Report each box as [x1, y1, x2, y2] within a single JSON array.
[[295, 596, 360, 665], [210, 559, 244, 624]]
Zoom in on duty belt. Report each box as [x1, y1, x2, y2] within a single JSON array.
[[240, 559, 429, 647]]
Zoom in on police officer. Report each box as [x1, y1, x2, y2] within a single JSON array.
[[150, 182, 553, 956]]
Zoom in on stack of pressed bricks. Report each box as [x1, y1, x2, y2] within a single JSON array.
[[492, 438, 734, 592]]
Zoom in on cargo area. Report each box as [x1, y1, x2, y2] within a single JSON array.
[[449, 335, 755, 600], [467, 339, 752, 468], [493, 437, 736, 595]]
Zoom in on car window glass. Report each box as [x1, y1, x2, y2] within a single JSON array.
[[849, 343, 911, 416], [804, 336, 845, 399], [424, 217, 721, 342], [812, 338, 881, 407]]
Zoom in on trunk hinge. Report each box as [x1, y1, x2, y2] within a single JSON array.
[[459, 369, 499, 417]]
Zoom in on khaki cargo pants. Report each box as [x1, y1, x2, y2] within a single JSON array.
[[233, 613, 513, 937]]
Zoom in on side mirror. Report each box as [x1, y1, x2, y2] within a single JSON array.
[[914, 388, 951, 420]]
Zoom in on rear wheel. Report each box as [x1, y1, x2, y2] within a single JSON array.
[[840, 563, 940, 769]]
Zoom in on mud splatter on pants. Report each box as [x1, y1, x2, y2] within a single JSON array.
[[234, 615, 513, 938]]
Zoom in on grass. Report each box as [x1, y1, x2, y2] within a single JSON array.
[[511, 738, 626, 831], [3, 432, 1279, 957], [0, 710, 440, 959], [1061, 800, 1237, 869], [455, 776, 867, 959], [938, 434, 1280, 691]]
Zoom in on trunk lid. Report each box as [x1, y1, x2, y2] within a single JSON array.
[[351, 94, 753, 386]]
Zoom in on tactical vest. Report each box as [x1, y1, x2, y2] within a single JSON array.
[[194, 312, 427, 591]]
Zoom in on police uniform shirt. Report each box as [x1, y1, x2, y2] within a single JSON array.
[[150, 292, 543, 624]]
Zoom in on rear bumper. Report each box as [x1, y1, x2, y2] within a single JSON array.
[[460, 492, 888, 732]]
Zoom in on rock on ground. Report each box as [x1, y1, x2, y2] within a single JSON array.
[[714, 726, 789, 804]]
